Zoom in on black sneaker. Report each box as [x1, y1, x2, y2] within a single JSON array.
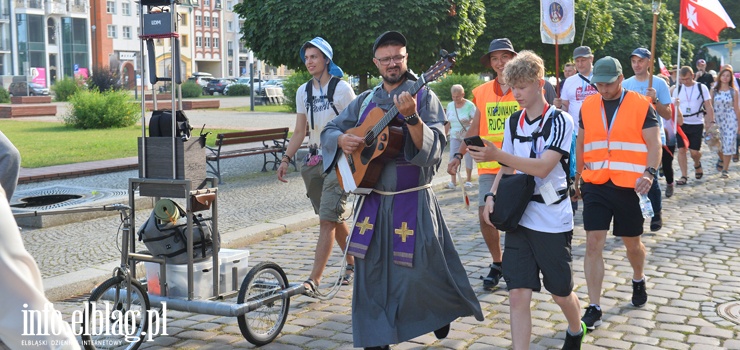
[[482, 264, 502, 290], [631, 279, 648, 307], [561, 321, 587, 350], [650, 215, 662, 232], [581, 305, 602, 330]]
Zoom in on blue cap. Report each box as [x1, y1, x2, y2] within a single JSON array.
[[630, 48, 651, 59], [299, 37, 344, 78]]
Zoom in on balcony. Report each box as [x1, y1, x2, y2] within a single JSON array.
[[45, 0, 67, 15], [15, 0, 44, 9], [67, 0, 87, 14]]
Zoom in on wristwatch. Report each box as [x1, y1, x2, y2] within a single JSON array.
[[484, 192, 495, 202], [453, 153, 463, 161], [404, 113, 420, 125], [645, 166, 657, 177]]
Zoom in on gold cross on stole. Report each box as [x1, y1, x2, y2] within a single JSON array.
[[356, 217, 374, 235], [394, 222, 414, 242]]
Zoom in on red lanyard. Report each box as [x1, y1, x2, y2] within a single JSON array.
[[519, 104, 550, 131]]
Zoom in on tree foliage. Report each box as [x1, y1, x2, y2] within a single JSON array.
[[234, 0, 486, 90]]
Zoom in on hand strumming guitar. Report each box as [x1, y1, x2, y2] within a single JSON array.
[[338, 133, 365, 155]]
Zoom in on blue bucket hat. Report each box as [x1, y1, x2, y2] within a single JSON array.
[[299, 37, 344, 78]]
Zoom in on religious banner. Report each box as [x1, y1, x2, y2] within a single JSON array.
[[680, 0, 735, 42], [540, 0, 575, 44]]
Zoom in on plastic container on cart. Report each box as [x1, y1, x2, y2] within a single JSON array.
[[145, 258, 214, 299], [219, 248, 250, 293]]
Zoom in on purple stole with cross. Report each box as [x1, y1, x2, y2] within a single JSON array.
[[347, 91, 423, 268]]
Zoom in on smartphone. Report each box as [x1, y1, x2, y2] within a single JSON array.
[[463, 136, 484, 150]]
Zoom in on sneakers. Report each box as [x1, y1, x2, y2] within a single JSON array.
[[650, 214, 662, 232], [482, 264, 502, 290], [665, 183, 674, 198], [445, 182, 456, 189], [581, 305, 602, 330], [464, 181, 474, 188], [561, 321, 587, 350], [631, 279, 648, 307]]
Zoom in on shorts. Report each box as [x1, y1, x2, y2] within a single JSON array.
[[478, 173, 496, 207], [502, 225, 574, 297], [300, 160, 347, 222], [581, 182, 644, 237], [449, 138, 474, 170], [678, 123, 703, 151]]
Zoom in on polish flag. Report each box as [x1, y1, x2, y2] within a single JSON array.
[[680, 0, 735, 41], [658, 58, 670, 77]]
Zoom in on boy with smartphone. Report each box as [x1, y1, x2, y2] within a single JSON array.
[[467, 51, 585, 350]]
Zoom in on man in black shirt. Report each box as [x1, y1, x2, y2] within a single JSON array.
[[694, 59, 715, 90]]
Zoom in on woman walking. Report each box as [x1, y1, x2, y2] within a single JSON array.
[[446, 84, 476, 189], [710, 68, 740, 178]]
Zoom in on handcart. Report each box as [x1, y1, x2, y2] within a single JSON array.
[[69, 1, 311, 348]]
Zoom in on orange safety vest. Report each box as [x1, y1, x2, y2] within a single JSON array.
[[581, 90, 651, 188], [472, 79, 519, 174]]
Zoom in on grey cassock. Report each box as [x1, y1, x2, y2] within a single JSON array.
[[321, 80, 483, 348]]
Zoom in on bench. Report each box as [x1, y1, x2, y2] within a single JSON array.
[[264, 87, 286, 105], [183, 99, 220, 110], [206, 127, 290, 183], [0, 104, 57, 118]]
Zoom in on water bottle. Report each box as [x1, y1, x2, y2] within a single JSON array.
[[638, 193, 654, 218]]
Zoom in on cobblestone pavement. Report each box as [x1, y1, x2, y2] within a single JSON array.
[[45, 158, 740, 349]]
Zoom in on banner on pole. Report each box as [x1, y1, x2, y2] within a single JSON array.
[[541, 0, 575, 44]]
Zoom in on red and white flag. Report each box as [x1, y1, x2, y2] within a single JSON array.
[[680, 0, 735, 41], [658, 58, 670, 77]]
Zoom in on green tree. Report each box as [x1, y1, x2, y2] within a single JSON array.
[[234, 0, 486, 90], [453, 0, 614, 76]]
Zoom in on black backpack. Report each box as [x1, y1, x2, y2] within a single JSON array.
[[507, 109, 571, 203], [305, 76, 341, 129], [676, 83, 706, 117]]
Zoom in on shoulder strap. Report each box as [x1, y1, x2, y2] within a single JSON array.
[[305, 80, 315, 130], [578, 73, 597, 90], [511, 109, 572, 188], [327, 76, 341, 115]]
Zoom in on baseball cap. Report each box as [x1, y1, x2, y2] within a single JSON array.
[[479, 38, 517, 67], [591, 56, 622, 84], [630, 48, 651, 59], [373, 31, 407, 55], [573, 46, 593, 59], [300, 37, 344, 77]]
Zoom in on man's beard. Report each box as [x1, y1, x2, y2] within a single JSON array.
[[382, 68, 405, 85]]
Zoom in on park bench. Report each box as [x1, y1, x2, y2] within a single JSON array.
[[206, 127, 290, 183], [0, 104, 57, 118], [264, 87, 286, 105]]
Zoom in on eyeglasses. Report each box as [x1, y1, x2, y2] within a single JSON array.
[[375, 54, 406, 66]]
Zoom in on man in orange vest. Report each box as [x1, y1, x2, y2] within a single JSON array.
[[572, 57, 662, 330]]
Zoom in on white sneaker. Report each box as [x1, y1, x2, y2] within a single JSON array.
[[464, 182, 474, 188], [445, 182, 456, 189]]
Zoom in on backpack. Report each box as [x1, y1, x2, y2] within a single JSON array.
[[149, 109, 193, 140], [305, 76, 341, 130], [677, 83, 706, 117], [138, 201, 214, 264], [508, 108, 573, 203]]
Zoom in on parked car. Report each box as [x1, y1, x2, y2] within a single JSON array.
[[223, 77, 263, 95], [254, 79, 284, 95], [8, 82, 50, 96], [187, 72, 214, 88], [205, 78, 235, 95]]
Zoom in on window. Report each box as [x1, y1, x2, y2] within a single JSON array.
[[122, 2, 130, 15], [204, 16, 210, 27], [227, 1, 233, 10], [180, 14, 188, 26], [213, 17, 218, 28], [204, 0, 210, 6], [205, 37, 210, 48], [213, 38, 219, 48], [107, 25, 117, 38], [106, 1, 116, 14], [181, 34, 188, 47], [195, 36, 202, 47], [227, 21, 233, 32], [195, 15, 201, 26], [123, 26, 131, 39]]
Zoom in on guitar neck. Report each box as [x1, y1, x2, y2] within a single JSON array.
[[369, 77, 427, 137]]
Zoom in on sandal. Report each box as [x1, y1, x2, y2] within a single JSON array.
[[734, 154, 739, 162], [721, 170, 729, 178], [694, 163, 703, 179], [716, 160, 724, 172], [676, 176, 688, 186], [303, 278, 319, 298], [341, 264, 354, 286]]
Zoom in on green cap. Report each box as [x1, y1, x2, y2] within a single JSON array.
[[591, 56, 622, 84]]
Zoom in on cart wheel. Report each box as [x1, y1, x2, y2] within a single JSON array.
[[236, 261, 290, 346], [81, 276, 150, 350]]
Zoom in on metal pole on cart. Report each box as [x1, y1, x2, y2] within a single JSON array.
[[170, 0, 177, 179], [139, 0, 147, 178]]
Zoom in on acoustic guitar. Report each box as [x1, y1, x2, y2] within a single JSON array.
[[336, 51, 456, 193]]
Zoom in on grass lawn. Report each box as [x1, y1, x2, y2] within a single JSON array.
[[0, 120, 239, 168]]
